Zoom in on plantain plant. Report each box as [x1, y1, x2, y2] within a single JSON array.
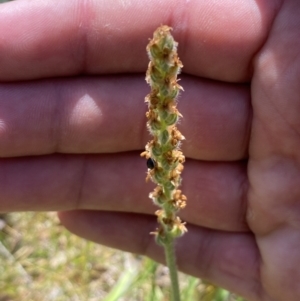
[[141, 25, 187, 301]]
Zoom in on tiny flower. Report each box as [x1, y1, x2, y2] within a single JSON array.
[[142, 26, 187, 301], [142, 25, 187, 241]]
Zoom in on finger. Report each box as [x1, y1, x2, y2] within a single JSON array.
[[0, 0, 280, 81], [249, 1, 300, 300], [58, 210, 262, 301], [0, 75, 251, 161], [0, 152, 248, 232], [249, 1, 300, 234]]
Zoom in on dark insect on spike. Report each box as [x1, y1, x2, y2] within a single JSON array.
[[147, 158, 156, 169]]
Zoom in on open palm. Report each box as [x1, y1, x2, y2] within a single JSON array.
[[0, 1, 299, 300]]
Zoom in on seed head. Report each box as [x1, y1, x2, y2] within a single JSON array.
[[141, 25, 187, 241]]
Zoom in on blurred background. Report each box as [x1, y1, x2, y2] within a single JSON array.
[[0, 212, 244, 301]]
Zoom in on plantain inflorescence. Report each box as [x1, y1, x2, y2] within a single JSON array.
[[141, 25, 187, 245]]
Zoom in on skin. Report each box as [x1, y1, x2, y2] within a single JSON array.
[[0, 0, 299, 300]]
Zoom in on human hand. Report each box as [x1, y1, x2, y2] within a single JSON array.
[[1, 1, 299, 300]]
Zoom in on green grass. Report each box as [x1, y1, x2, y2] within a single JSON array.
[[0, 212, 244, 301]]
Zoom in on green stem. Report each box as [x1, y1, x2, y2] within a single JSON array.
[[163, 237, 181, 301]]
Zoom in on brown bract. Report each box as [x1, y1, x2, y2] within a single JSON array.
[[141, 25, 187, 242]]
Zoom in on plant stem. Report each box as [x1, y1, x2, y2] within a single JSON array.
[[163, 237, 181, 301]]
